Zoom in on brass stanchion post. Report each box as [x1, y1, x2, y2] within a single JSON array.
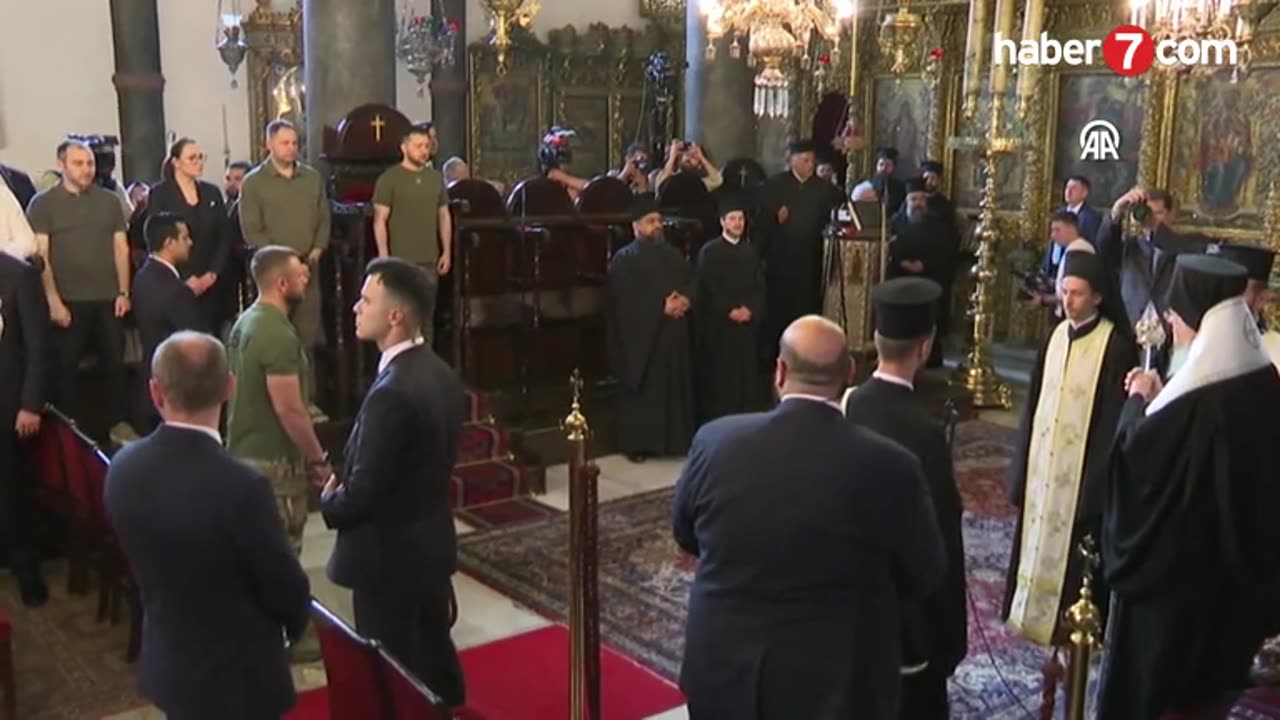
[[1064, 536, 1103, 720], [561, 369, 600, 720]]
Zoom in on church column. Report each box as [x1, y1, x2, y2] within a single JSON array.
[[108, 0, 166, 184], [302, 0, 397, 165], [430, 0, 467, 161], [684, 5, 756, 168]]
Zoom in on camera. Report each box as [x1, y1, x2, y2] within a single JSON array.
[[645, 51, 678, 85], [1014, 269, 1055, 300], [1131, 201, 1151, 222]]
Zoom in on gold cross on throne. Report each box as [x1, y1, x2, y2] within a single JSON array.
[[370, 115, 386, 142]]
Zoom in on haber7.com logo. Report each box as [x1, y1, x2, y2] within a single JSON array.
[[993, 26, 1238, 76], [1080, 120, 1120, 161]]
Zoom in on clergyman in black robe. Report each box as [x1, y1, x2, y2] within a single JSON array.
[[694, 195, 766, 422], [606, 195, 695, 462], [1001, 251, 1137, 647], [887, 180, 960, 368], [1098, 255, 1280, 720], [755, 139, 842, 361], [843, 277, 967, 720]]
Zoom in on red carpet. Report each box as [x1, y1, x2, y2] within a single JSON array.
[[283, 687, 329, 719], [459, 625, 686, 719]]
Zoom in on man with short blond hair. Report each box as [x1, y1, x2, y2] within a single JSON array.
[[225, 245, 329, 665]]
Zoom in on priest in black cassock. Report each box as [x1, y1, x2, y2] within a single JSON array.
[[1002, 251, 1136, 648], [606, 195, 696, 462], [694, 195, 766, 422], [755, 139, 843, 362], [843, 277, 967, 720], [887, 180, 960, 367], [1099, 255, 1280, 720]]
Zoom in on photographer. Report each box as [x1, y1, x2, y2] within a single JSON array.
[[611, 143, 652, 194], [1097, 187, 1205, 329], [653, 139, 723, 193], [1023, 211, 1095, 319], [538, 127, 588, 199]]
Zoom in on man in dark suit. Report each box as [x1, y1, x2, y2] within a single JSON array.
[[673, 314, 946, 720], [132, 212, 200, 431], [844, 278, 967, 720], [320, 257, 467, 705], [0, 251, 49, 607], [105, 332, 312, 720], [1060, 175, 1102, 244]]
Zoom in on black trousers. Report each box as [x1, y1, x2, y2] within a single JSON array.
[[899, 665, 949, 720], [55, 300, 126, 424], [0, 431, 41, 582], [352, 577, 465, 707]]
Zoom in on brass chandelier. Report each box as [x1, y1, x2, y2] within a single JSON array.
[[700, 0, 855, 118], [1129, 0, 1278, 79]]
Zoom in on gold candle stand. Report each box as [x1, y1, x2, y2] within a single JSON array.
[[1064, 536, 1103, 720], [561, 369, 601, 720]]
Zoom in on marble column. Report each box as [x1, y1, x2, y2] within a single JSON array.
[[108, 0, 166, 184], [430, 0, 468, 161], [302, 0, 397, 165], [684, 6, 756, 167]]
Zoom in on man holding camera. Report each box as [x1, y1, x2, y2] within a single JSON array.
[[653, 139, 723, 193], [611, 143, 652, 194]]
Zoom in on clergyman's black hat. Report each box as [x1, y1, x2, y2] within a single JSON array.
[[787, 139, 818, 155], [1207, 242, 1275, 283], [876, 147, 900, 162], [872, 277, 942, 340], [920, 160, 944, 174], [904, 178, 929, 195], [1061, 250, 1105, 292], [1166, 254, 1248, 330], [718, 194, 748, 217], [629, 193, 661, 221]]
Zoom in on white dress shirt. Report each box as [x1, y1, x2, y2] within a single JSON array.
[[0, 180, 36, 260], [377, 337, 425, 374], [164, 421, 222, 444]]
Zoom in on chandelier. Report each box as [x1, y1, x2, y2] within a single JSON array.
[[878, 3, 924, 76], [215, 0, 247, 88], [482, 0, 541, 75], [396, 0, 459, 97], [700, 0, 855, 118], [1129, 0, 1278, 79]]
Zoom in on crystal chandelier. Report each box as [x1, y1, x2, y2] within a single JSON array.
[[215, 0, 247, 88], [700, 0, 855, 118], [1129, 0, 1278, 79], [396, 1, 460, 97]]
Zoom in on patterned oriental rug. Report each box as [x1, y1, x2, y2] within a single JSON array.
[[457, 421, 1062, 719]]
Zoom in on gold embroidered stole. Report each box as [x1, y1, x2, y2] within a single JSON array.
[[1006, 318, 1113, 646]]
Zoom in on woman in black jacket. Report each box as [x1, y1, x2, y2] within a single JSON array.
[[143, 137, 232, 334]]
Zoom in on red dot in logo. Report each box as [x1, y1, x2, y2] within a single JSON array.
[[1102, 25, 1156, 76]]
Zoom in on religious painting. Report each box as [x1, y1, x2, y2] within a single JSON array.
[[871, 76, 929, 179], [469, 55, 547, 184], [1050, 72, 1145, 208], [1166, 66, 1280, 236], [556, 93, 610, 177], [951, 88, 1024, 210]]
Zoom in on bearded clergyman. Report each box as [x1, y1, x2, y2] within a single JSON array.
[[887, 179, 959, 367], [1099, 255, 1280, 719], [1206, 242, 1280, 371], [1001, 251, 1136, 646]]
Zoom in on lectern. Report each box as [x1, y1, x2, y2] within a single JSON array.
[[821, 218, 889, 356]]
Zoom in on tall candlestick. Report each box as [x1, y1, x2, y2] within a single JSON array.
[[1016, 0, 1046, 118], [962, 0, 991, 119], [991, 0, 1017, 96], [221, 104, 230, 169]]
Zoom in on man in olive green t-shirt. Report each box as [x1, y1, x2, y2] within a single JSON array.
[[372, 122, 453, 344], [226, 247, 331, 560]]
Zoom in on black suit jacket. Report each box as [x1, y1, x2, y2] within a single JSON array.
[[133, 257, 202, 370], [0, 253, 47, 426], [105, 425, 311, 718], [673, 398, 945, 720], [322, 344, 467, 590], [844, 377, 968, 676]]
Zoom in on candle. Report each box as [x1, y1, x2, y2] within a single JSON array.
[[990, 0, 1017, 96], [962, 0, 991, 107], [1016, 0, 1046, 110], [221, 105, 230, 168]]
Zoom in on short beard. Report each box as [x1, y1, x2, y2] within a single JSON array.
[[906, 207, 926, 224]]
